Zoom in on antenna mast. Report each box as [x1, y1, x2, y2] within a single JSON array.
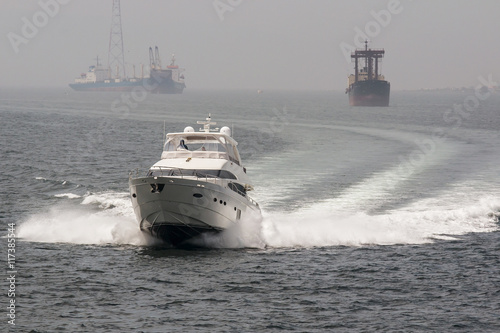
[[108, 0, 126, 79]]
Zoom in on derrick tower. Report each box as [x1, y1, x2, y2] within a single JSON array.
[[108, 0, 126, 78]]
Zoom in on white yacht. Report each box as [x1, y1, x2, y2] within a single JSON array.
[[129, 115, 261, 246]]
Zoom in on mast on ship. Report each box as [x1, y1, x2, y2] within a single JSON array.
[[168, 54, 179, 69], [149, 46, 163, 70], [351, 40, 385, 83], [108, 0, 126, 79], [197, 114, 219, 133]]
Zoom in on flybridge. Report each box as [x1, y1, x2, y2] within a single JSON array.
[[161, 115, 240, 165]]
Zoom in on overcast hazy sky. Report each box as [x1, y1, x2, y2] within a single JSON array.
[[1, 0, 499, 91]]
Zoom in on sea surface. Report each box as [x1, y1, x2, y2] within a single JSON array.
[[1, 88, 499, 332]]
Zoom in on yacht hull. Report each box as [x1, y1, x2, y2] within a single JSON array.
[[129, 176, 259, 246]]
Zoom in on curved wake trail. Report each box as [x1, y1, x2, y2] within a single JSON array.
[[260, 196, 500, 248]]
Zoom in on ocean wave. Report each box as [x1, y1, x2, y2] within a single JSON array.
[[17, 205, 156, 246], [54, 193, 82, 199], [81, 191, 134, 217]]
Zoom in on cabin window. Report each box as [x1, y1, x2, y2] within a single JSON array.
[[164, 140, 177, 152], [228, 182, 246, 197], [219, 170, 237, 179], [224, 143, 239, 165], [187, 142, 225, 152]]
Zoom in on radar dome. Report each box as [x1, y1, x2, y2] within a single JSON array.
[[184, 126, 195, 133], [220, 126, 231, 137]]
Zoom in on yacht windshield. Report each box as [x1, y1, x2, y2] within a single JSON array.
[[162, 134, 240, 165], [164, 135, 227, 152]]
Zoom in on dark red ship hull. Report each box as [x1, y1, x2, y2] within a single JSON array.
[[348, 80, 390, 107]]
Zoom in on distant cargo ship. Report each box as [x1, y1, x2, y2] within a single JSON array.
[[346, 41, 390, 107], [68, 0, 185, 94], [69, 48, 186, 94]]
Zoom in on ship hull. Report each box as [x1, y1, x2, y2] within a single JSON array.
[[348, 80, 390, 107], [148, 69, 186, 94], [69, 74, 185, 94], [69, 80, 144, 92], [129, 176, 260, 246]]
